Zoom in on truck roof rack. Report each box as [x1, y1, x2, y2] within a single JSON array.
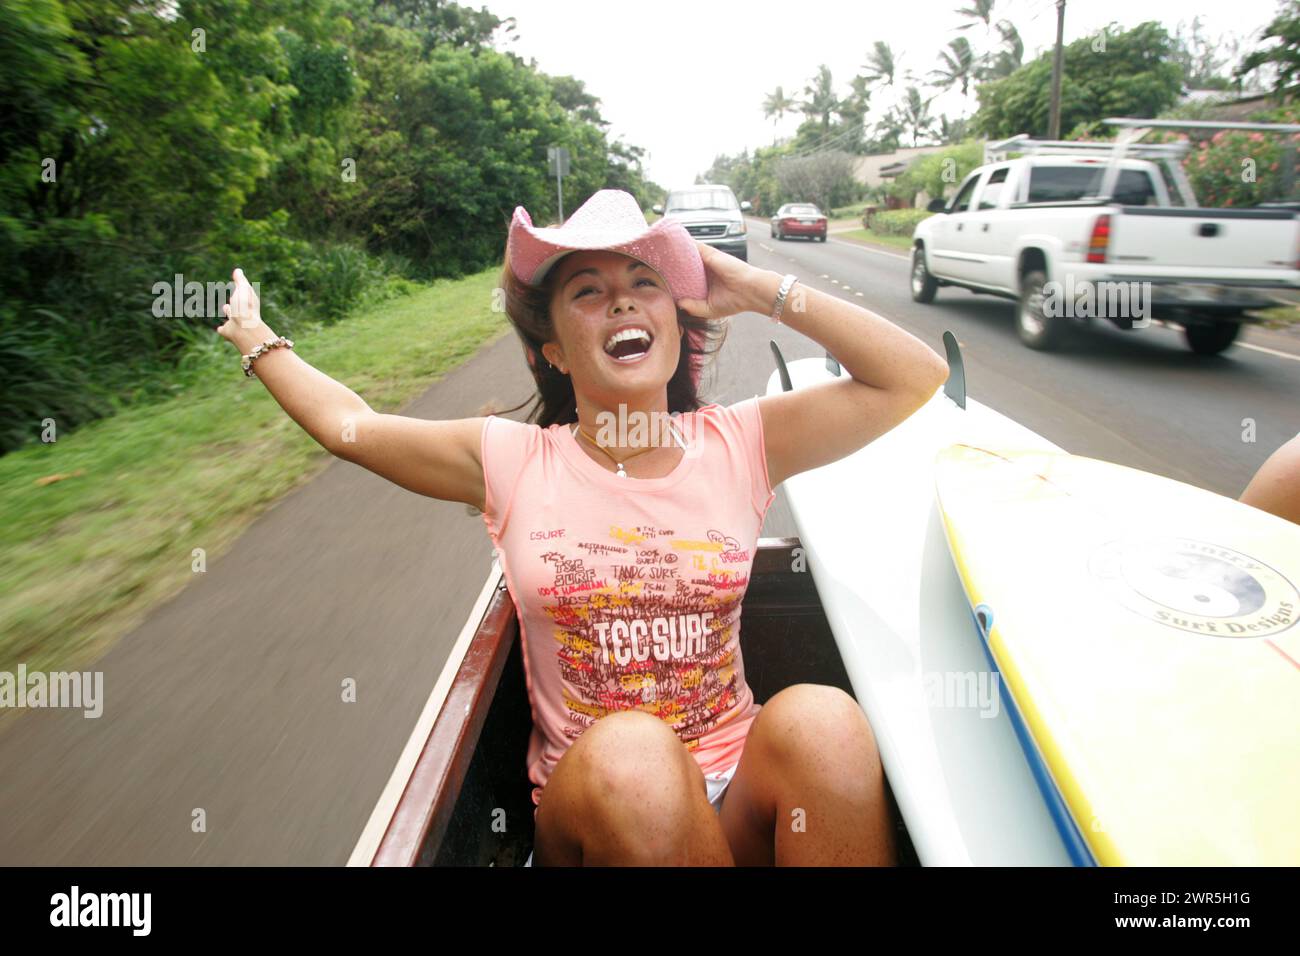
[[1102, 117, 1300, 134], [983, 133, 1188, 165], [979, 118, 1300, 207]]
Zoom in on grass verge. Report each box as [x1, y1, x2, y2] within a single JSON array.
[[0, 268, 511, 698], [837, 228, 915, 252]]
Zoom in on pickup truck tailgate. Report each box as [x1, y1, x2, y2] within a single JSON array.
[[1106, 207, 1300, 278]]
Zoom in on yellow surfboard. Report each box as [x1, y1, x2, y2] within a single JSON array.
[[934, 443, 1300, 866]]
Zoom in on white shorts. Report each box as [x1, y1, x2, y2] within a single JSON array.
[[523, 760, 740, 867]]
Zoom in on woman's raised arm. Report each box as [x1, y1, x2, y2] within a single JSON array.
[[675, 244, 949, 488], [216, 268, 487, 510]]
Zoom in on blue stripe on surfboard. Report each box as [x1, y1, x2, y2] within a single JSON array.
[[970, 603, 1098, 867]]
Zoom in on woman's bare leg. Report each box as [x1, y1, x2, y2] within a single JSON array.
[[532, 710, 735, 866], [718, 684, 896, 866]]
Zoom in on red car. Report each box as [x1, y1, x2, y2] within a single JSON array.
[[770, 203, 827, 241]]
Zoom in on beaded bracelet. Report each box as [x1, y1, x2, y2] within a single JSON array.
[[242, 336, 295, 377]]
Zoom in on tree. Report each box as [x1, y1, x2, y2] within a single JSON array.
[[1171, 17, 1237, 91], [773, 149, 858, 213], [932, 36, 978, 98], [763, 85, 799, 143], [976, 20, 1024, 81], [545, 74, 607, 126], [372, 0, 510, 54], [834, 75, 873, 153], [800, 65, 840, 133], [938, 113, 971, 144], [890, 140, 984, 204], [954, 0, 996, 32], [862, 41, 901, 89], [972, 21, 1183, 138], [1238, 0, 1300, 100], [0, 0, 661, 454], [900, 87, 938, 146]]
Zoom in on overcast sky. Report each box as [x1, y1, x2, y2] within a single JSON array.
[[485, 0, 1285, 190]]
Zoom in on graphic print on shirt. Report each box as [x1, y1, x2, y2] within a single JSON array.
[[532, 523, 753, 752]]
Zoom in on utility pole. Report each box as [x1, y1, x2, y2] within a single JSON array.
[[548, 146, 571, 223], [1048, 0, 1066, 139]]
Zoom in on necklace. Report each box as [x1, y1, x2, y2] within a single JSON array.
[[571, 416, 687, 478]]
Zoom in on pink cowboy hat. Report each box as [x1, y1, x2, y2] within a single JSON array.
[[506, 188, 710, 387]]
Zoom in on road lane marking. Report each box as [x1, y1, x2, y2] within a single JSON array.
[[1240, 341, 1300, 362], [764, 239, 1300, 360], [829, 237, 911, 261]]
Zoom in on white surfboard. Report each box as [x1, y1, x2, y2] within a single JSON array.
[[765, 344, 1073, 865]]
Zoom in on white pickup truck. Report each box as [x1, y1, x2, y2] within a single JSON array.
[[910, 122, 1300, 354]]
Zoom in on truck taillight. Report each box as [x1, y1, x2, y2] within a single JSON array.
[[1086, 214, 1111, 263]]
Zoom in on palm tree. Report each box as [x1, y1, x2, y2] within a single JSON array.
[[801, 64, 839, 134], [899, 86, 938, 146], [862, 41, 900, 89], [762, 85, 799, 144], [835, 75, 873, 152], [977, 19, 1024, 80], [872, 107, 906, 152], [938, 113, 970, 144], [954, 0, 996, 31], [931, 36, 978, 98]]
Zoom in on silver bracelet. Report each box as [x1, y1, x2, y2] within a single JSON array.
[[242, 336, 294, 377], [770, 273, 799, 325]]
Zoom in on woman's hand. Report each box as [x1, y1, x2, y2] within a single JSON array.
[[675, 240, 782, 321], [215, 268, 274, 351]]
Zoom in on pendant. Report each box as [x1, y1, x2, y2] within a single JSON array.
[[616, 465, 626, 477]]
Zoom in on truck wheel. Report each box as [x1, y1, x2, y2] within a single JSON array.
[[1017, 269, 1065, 350], [910, 247, 938, 303], [1184, 320, 1241, 355]]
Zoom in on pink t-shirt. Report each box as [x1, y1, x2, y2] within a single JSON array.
[[479, 397, 777, 810]]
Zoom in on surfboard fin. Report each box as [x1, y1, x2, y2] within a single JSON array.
[[769, 340, 792, 392], [942, 330, 966, 410]]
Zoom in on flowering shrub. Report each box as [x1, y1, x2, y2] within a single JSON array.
[[1147, 106, 1300, 207], [1186, 130, 1295, 207]]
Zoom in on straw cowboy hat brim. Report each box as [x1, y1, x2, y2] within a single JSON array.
[[507, 189, 707, 302], [506, 188, 712, 388]]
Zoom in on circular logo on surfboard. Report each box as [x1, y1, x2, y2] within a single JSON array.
[[1088, 536, 1298, 637]]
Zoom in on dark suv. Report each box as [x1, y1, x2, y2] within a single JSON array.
[[652, 184, 750, 261]]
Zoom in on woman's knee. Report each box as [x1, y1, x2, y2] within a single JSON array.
[[571, 710, 703, 803], [750, 683, 880, 767], [535, 711, 718, 864], [540, 710, 704, 846]]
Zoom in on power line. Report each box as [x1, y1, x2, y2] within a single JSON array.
[[786, 123, 861, 159]]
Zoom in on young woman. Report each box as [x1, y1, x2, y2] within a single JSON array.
[[218, 189, 949, 866]]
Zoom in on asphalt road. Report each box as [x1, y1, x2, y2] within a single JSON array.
[[1, 223, 1295, 865]]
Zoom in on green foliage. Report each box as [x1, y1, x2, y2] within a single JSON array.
[[1185, 131, 1290, 207], [871, 209, 936, 236], [1150, 103, 1300, 207], [1239, 0, 1300, 99], [889, 141, 984, 204], [973, 21, 1184, 138], [0, 0, 655, 454]]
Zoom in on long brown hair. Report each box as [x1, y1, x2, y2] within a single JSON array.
[[489, 241, 727, 428]]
